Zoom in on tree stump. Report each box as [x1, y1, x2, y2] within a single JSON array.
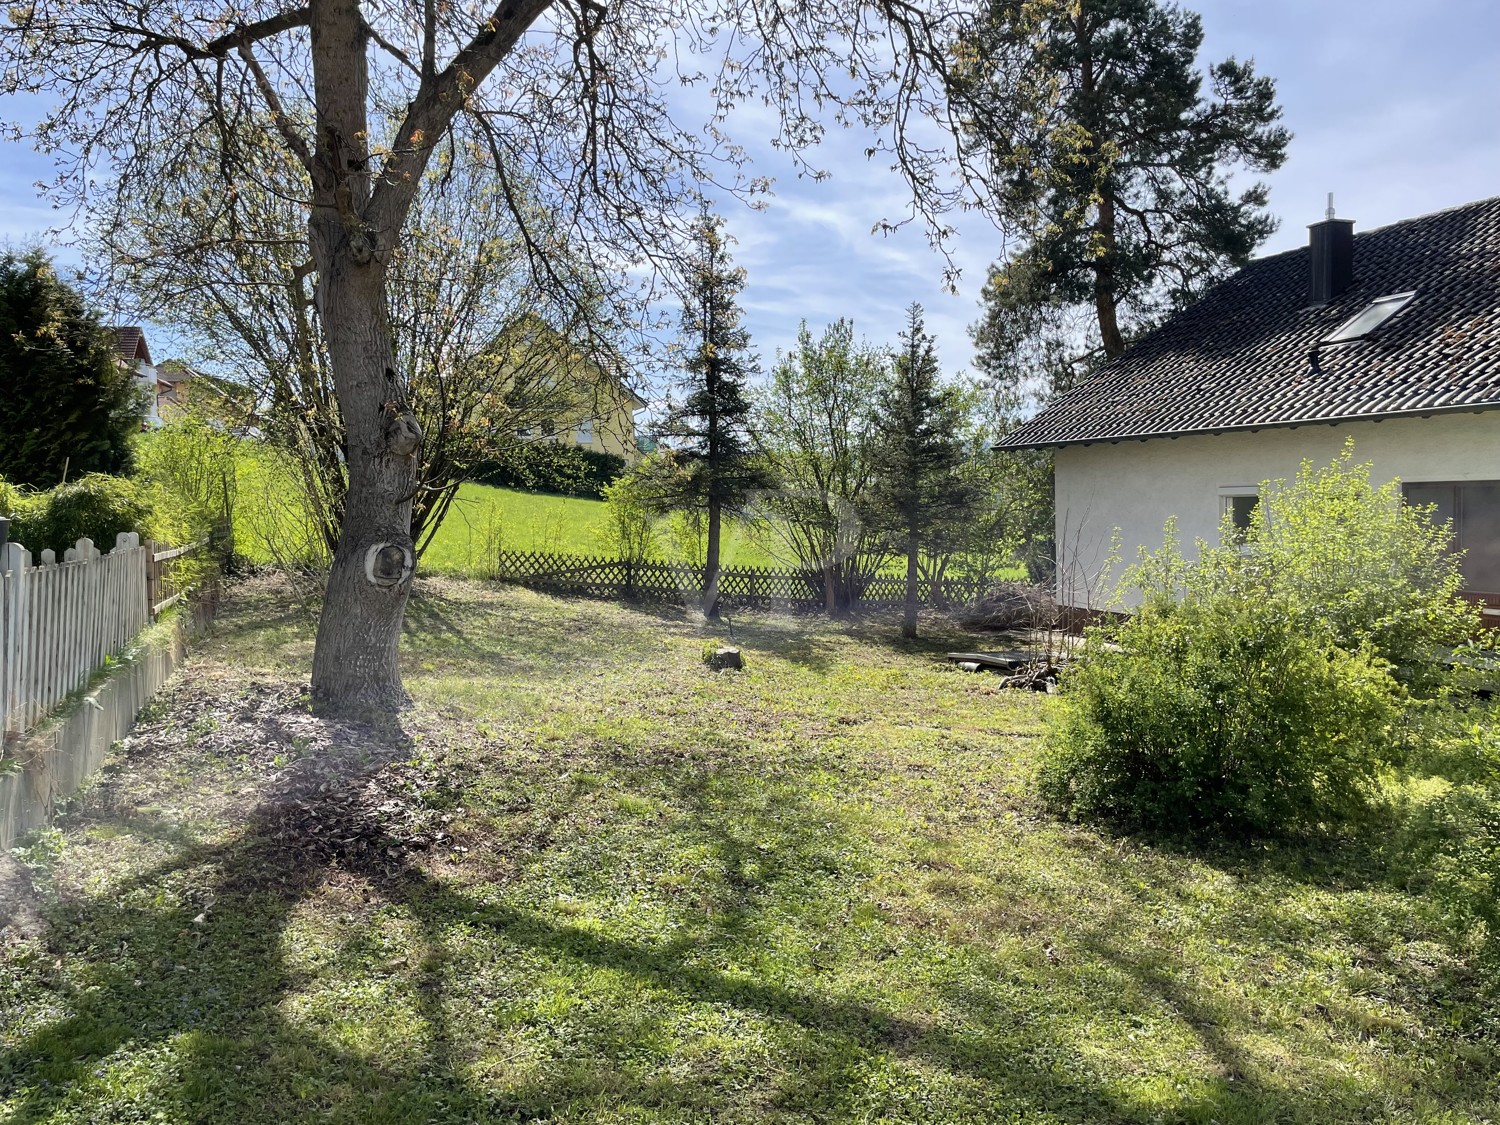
[[705, 646, 744, 671]]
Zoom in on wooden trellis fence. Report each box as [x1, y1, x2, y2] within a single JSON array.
[[494, 549, 990, 612]]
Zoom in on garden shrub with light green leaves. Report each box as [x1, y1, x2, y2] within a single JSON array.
[[1040, 444, 1477, 836], [1242, 442, 1476, 688], [4, 473, 157, 555]]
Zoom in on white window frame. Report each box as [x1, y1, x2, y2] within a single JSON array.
[[574, 418, 595, 445], [1218, 485, 1260, 546]]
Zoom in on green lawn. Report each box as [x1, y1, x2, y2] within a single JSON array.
[[237, 472, 1018, 580], [386, 483, 785, 574], [1, 579, 1495, 1122]]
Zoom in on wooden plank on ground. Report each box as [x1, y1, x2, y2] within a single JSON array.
[[944, 650, 1042, 670]]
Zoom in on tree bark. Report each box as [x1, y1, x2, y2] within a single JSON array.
[[903, 531, 919, 639], [306, 0, 421, 712], [1094, 199, 1127, 359], [704, 495, 722, 619]]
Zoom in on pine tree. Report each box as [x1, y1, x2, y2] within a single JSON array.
[[866, 305, 980, 639], [0, 250, 145, 488], [654, 210, 768, 617], [959, 0, 1289, 370]]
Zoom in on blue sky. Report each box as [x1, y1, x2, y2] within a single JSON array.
[[713, 0, 1500, 374], [1, 0, 1497, 382]]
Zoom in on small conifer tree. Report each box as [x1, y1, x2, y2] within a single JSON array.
[[0, 250, 145, 487], [866, 304, 982, 638], [653, 210, 769, 617]]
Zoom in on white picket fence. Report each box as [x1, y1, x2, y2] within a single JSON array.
[[1, 532, 150, 741]]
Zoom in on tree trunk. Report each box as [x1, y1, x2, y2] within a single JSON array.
[[704, 495, 722, 619], [306, 0, 421, 713], [1094, 195, 1127, 359], [903, 533, 919, 639]]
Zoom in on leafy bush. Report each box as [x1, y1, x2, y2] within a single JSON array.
[[471, 443, 625, 498], [1241, 443, 1475, 684], [1040, 445, 1472, 836], [9, 473, 152, 555], [134, 409, 240, 551], [1040, 584, 1401, 834], [0, 476, 32, 525], [597, 473, 659, 564]]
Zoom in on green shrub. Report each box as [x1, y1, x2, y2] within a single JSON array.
[[597, 474, 659, 564], [1040, 444, 1471, 836], [1241, 443, 1476, 685], [1041, 589, 1401, 834], [10, 473, 151, 555], [471, 443, 625, 498], [0, 476, 34, 526], [134, 410, 240, 550]]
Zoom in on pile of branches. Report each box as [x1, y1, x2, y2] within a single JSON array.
[[959, 581, 1058, 632]]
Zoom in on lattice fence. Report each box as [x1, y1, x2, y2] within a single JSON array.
[[494, 550, 989, 612]]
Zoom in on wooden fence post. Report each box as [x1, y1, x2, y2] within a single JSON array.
[[2, 541, 30, 740]]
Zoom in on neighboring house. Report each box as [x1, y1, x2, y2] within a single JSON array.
[[113, 327, 204, 427], [541, 372, 647, 465], [496, 317, 647, 464], [113, 326, 165, 427], [997, 195, 1500, 615]]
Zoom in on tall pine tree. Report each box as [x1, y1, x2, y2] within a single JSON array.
[[867, 305, 980, 640], [959, 0, 1289, 377], [654, 210, 767, 618]]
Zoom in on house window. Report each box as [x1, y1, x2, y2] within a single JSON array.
[[574, 418, 594, 445], [1404, 481, 1500, 594], [1219, 489, 1260, 542]]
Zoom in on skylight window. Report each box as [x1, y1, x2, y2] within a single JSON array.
[[1322, 291, 1416, 344]]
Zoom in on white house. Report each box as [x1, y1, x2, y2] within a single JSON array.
[[997, 195, 1500, 614]]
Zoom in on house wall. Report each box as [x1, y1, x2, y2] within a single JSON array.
[[130, 361, 162, 427], [1054, 411, 1500, 608], [573, 389, 642, 463]]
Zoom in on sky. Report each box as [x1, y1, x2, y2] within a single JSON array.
[[0, 0, 1497, 386]]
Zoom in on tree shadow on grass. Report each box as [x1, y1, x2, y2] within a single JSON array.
[[7, 677, 1475, 1124], [0, 706, 1142, 1124]]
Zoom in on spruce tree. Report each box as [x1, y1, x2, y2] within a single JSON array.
[[959, 0, 1289, 368], [654, 210, 767, 617], [0, 250, 144, 488], [867, 304, 979, 640]]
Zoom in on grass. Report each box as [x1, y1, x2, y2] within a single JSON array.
[[420, 483, 796, 575], [1, 578, 1496, 1123], [234, 455, 1022, 581]]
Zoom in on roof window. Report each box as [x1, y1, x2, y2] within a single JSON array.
[[1322, 291, 1415, 344]]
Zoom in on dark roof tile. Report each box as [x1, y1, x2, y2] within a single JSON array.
[[997, 195, 1500, 449]]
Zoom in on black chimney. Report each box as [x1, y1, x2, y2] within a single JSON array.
[[1308, 212, 1355, 306]]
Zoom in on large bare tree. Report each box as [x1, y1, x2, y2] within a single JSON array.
[[2, 0, 978, 711], [94, 138, 622, 563]]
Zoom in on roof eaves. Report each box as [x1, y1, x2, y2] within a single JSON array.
[[993, 399, 1500, 452]]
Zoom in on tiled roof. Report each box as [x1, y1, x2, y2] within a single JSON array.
[[112, 326, 153, 366], [996, 195, 1500, 449]]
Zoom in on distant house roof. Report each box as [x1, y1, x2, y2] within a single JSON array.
[[997, 195, 1500, 450], [112, 326, 153, 367]]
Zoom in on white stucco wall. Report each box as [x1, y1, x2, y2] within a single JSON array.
[[1054, 411, 1500, 608]]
